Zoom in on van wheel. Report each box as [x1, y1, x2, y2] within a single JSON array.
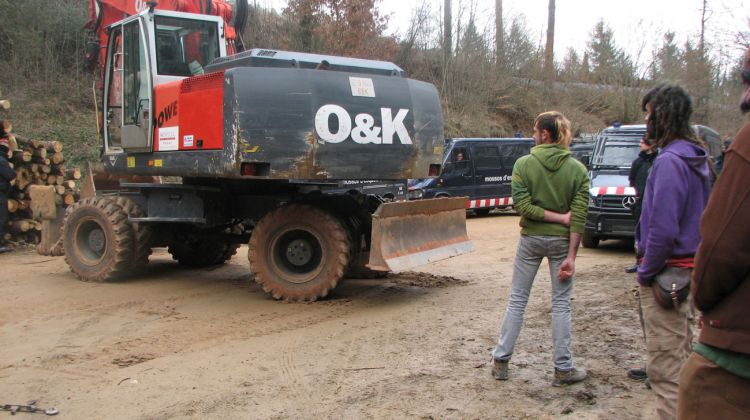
[[582, 229, 599, 248]]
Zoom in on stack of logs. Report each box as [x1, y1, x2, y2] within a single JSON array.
[[3, 132, 82, 247]]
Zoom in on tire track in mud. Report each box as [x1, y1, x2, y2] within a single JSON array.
[[276, 335, 321, 418]]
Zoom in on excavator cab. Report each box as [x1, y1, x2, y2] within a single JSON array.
[[102, 10, 225, 154]]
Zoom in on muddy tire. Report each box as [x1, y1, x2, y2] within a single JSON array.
[[168, 240, 237, 267], [582, 228, 599, 248], [248, 204, 350, 301], [63, 197, 134, 282], [113, 196, 152, 266]]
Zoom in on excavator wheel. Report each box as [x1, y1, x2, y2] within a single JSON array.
[[62, 196, 134, 282], [113, 196, 152, 266], [168, 240, 237, 267], [248, 204, 351, 301]]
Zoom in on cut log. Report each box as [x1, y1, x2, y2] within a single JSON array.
[[15, 167, 31, 190], [0, 99, 10, 110], [12, 150, 32, 163], [45, 141, 63, 153], [50, 152, 64, 164], [7, 199, 30, 213], [54, 185, 66, 195], [32, 147, 47, 159], [66, 167, 82, 180], [9, 219, 34, 234], [63, 192, 78, 206]]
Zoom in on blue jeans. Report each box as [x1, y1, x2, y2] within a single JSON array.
[[492, 235, 575, 370]]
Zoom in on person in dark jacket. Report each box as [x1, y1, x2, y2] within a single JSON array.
[[677, 50, 750, 420], [625, 135, 658, 274], [0, 124, 17, 253], [636, 85, 712, 420]]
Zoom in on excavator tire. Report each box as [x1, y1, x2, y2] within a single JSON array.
[[113, 196, 152, 267], [248, 204, 350, 301], [168, 240, 236, 267], [62, 196, 134, 282]]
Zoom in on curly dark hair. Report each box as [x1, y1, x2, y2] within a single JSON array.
[[641, 84, 704, 149]]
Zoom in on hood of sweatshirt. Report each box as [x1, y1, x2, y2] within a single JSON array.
[[530, 144, 571, 172], [661, 139, 711, 180]]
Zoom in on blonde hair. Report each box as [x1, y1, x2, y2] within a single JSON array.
[[534, 111, 572, 146]]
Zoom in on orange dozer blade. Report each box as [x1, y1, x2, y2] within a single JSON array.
[[367, 197, 474, 272]]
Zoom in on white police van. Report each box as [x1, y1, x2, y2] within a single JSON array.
[[408, 138, 534, 215]]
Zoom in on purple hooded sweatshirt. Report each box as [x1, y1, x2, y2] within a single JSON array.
[[636, 139, 712, 285]]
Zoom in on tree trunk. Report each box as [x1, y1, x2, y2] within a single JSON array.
[[495, 0, 503, 65], [443, 0, 452, 61], [544, 0, 556, 90]]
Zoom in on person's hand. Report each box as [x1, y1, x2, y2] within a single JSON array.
[[560, 211, 572, 227], [558, 257, 575, 281]]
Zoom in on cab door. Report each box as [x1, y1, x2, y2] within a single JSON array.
[[438, 145, 475, 197], [103, 18, 153, 154]]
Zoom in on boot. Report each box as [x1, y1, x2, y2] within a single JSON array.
[[552, 367, 587, 387], [491, 360, 509, 380], [627, 367, 648, 381]]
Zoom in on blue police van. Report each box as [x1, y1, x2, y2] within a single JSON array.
[[408, 138, 535, 215]]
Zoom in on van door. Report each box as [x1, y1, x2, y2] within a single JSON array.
[[437, 145, 475, 197], [472, 143, 506, 200]]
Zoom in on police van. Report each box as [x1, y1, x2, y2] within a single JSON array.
[[408, 138, 534, 215], [584, 123, 722, 247]]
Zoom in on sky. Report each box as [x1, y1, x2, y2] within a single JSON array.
[[257, 0, 749, 69]]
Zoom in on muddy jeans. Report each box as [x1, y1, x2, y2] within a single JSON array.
[[639, 285, 693, 420], [492, 235, 574, 371]]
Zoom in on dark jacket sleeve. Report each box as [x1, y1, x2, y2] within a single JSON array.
[[692, 124, 750, 311], [629, 157, 640, 187], [0, 157, 16, 182]]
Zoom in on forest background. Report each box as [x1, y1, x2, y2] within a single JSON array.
[[0, 0, 748, 167]]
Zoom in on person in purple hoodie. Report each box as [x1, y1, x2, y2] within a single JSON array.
[[636, 84, 712, 420]]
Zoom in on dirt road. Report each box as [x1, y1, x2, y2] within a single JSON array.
[[0, 213, 653, 419]]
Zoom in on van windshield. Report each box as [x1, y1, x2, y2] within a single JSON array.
[[592, 139, 640, 168]]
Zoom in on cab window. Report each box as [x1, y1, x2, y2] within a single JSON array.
[[154, 16, 220, 76]]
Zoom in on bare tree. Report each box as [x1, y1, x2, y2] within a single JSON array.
[[495, 0, 503, 64], [544, 0, 556, 88], [444, 0, 452, 61]]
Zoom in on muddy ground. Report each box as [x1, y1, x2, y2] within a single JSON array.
[[0, 213, 654, 419]]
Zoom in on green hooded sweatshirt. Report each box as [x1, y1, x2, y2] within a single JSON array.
[[512, 144, 590, 236]]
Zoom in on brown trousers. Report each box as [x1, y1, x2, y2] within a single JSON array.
[[639, 286, 693, 420], [678, 352, 750, 419]]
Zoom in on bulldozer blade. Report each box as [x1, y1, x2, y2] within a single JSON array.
[[368, 197, 474, 272]]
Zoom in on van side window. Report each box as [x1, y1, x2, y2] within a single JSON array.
[[500, 145, 529, 168], [476, 146, 501, 169]]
